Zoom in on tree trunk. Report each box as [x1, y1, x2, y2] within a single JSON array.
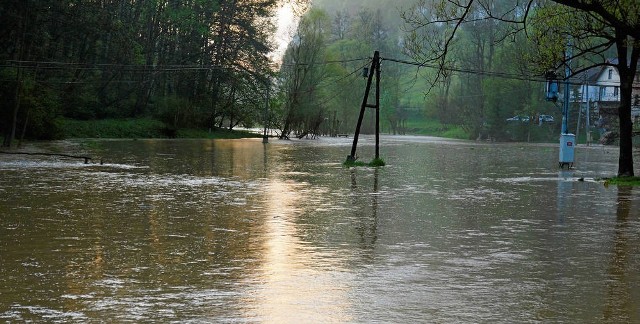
[[615, 36, 638, 177], [618, 89, 633, 177]]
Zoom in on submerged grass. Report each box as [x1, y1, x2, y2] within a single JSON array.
[[604, 176, 640, 186], [343, 157, 386, 167]]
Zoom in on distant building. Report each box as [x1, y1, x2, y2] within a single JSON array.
[[569, 58, 640, 119]]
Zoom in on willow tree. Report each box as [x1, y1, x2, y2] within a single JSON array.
[[278, 8, 332, 139], [403, 0, 640, 177]]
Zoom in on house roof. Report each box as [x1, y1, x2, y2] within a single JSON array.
[[570, 58, 640, 83], [571, 65, 601, 83]]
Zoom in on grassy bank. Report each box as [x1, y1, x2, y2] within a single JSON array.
[[175, 128, 263, 139], [605, 176, 640, 187], [59, 118, 262, 139], [403, 119, 470, 139], [402, 118, 573, 142]]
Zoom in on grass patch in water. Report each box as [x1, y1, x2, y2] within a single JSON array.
[[604, 176, 640, 186], [343, 157, 386, 167]]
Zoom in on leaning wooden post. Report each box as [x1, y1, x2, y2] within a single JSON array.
[[347, 51, 380, 162]]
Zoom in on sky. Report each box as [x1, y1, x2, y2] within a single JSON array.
[[271, 3, 299, 63]]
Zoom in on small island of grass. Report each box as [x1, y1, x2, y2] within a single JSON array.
[[343, 157, 386, 168]]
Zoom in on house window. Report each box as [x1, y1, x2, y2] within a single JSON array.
[[600, 86, 607, 99], [614, 87, 619, 97], [608, 69, 613, 79]]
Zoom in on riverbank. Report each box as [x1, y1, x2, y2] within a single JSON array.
[[59, 118, 262, 140]]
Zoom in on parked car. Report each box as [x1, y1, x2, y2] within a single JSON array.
[[506, 115, 530, 123], [539, 114, 555, 123]]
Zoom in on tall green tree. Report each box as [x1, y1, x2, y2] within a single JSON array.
[[277, 8, 332, 138]]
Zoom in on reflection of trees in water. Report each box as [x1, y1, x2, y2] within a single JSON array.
[[349, 168, 379, 252], [602, 186, 635, 323]]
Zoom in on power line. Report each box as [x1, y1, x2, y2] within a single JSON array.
[[286, 59, 371, 97], [3, 57, 370, 71], [3, 55, 584, 88], [1, 60, 229, 72], [314, 60, 373, 107], [381, 56, 549, 84], [279, 57, 369, 68], [0, 58, 372, 86]]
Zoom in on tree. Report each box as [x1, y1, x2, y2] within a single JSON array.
[[278, 9, 332, 139], [403, 0, 640, 177], [0, 0, 281, 143]]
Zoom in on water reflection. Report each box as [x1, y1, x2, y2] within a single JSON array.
[[250, 177, 352, 322], [556, 170, 575, 224], [602, 186, 637, 322], [349, 168, 379, 251]]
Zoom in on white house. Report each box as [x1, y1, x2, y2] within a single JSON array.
[[595, 66, 621, 102], [566, 59, 640, 128], [572, 61, 621, 103], [572, 66, 602, 103]]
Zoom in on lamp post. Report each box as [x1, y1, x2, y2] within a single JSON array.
[[545, 70, 559, 102], [559, 41, 575, 169]]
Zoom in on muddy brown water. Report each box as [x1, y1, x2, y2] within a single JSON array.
[[1, 136, 639, 322]]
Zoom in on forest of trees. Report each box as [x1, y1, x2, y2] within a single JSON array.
[[2, 0, 637, 173], [275, 0, 444, 139], [274, 0, 580, 141], [1, 0, 554, 146], [1, 0, 278, 146]]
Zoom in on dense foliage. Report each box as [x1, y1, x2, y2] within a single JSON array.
[[274, 0, 566, 141], [1, 0, 277, 146], [273, 1, 430, 139]]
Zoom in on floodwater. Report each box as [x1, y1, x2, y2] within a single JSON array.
[[1, 136, 639, 323]]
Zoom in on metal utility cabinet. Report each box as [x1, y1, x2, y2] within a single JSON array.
[[559, 133, 575, 168]]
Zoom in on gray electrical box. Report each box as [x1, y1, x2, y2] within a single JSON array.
[[559, 133, 575, 168]]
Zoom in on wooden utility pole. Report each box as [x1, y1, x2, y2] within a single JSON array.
[[347, 51, 380, 162], [263, 78, 270, 144]]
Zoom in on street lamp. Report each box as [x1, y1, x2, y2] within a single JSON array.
[[545, 70, 559, 102]]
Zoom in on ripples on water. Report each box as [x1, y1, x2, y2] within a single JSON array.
[[1, 138, 639, 322]]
